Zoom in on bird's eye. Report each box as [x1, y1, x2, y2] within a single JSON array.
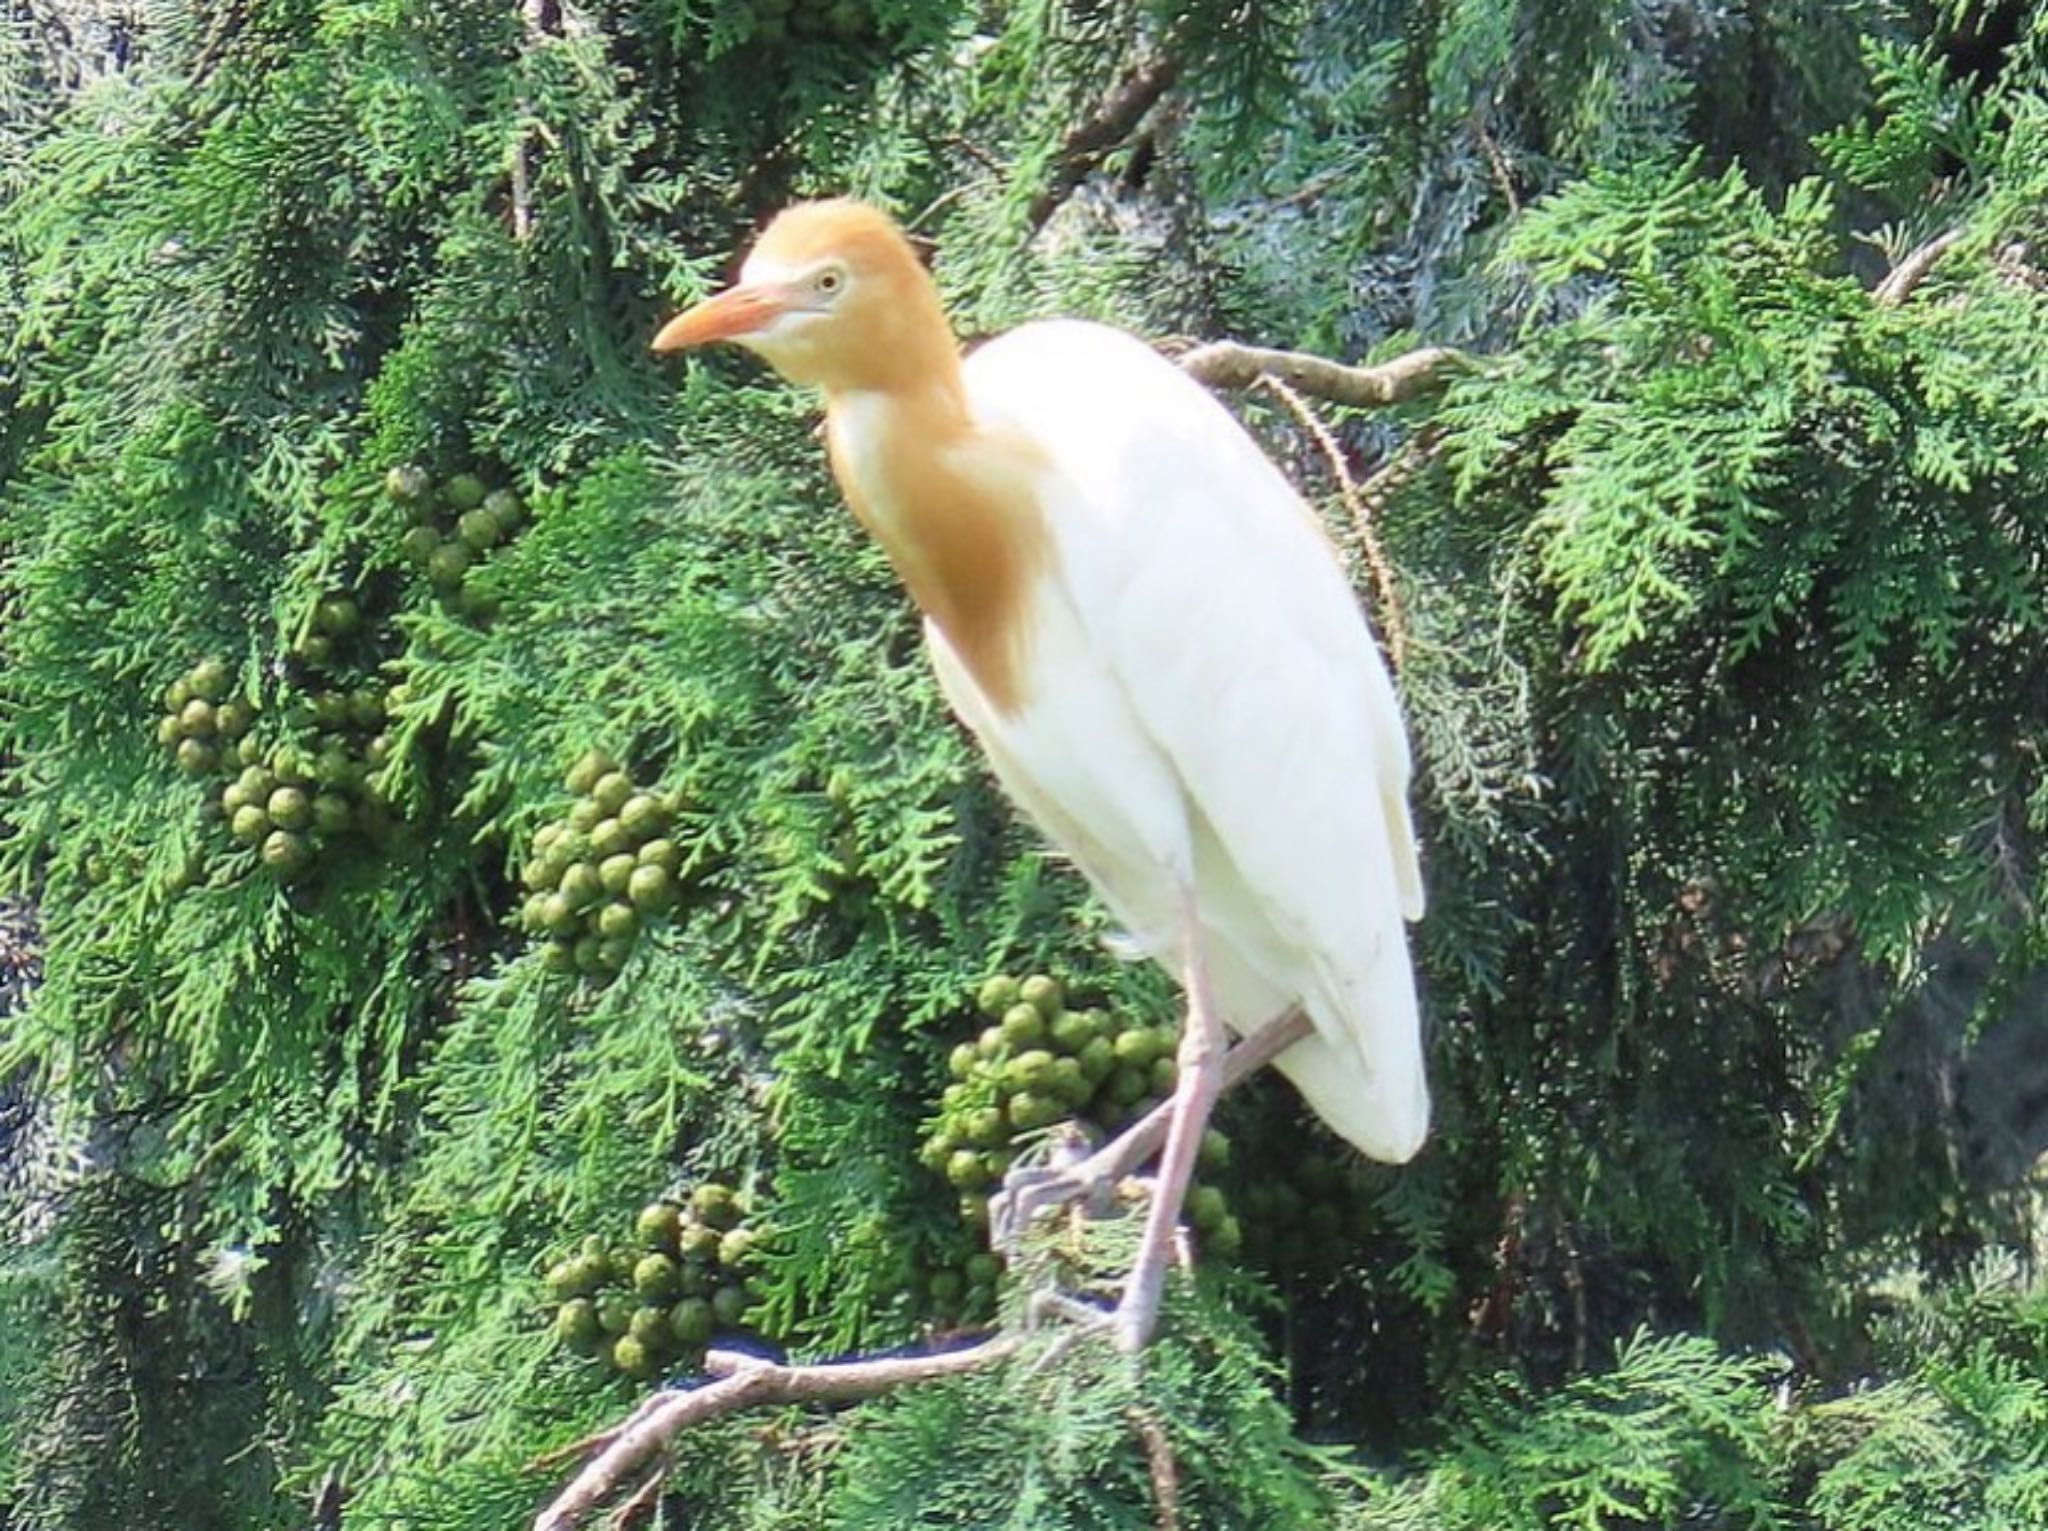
[[815, 268, 845, 296]]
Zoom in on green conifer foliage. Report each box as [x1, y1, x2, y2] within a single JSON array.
[[3, 4, 2047, 1527]]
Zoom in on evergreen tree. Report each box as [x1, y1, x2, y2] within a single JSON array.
[[2, 3, 2045, 1527]]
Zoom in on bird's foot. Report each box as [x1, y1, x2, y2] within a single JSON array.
[[1025, 1287, 1114, 1333], [1019, 1288, 1121, 1373], [989, 1127, 1122, 1253], [1010, 1224, 1178, 1356]]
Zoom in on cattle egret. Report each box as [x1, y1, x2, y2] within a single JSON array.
[[654, 200, 1429, 1351]]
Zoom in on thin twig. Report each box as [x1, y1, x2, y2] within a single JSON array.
[[525, 1391, 671, 1473], [1471, 111, 1522, 216], [604, 1464, 666, 1530], [1179, 342, 1473, 408], [1254, 372, 1410, 668], [512, 0, 564, 241], [533, 1336, 1024, 1531], [1027, 51, 1183, 231], [1873, 229, 1961, 307], [1130, 1409, 1180, 1530], [1269, 167, 1347, 210]]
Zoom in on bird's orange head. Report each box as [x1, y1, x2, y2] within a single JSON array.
[[652, 199, 956, 395]]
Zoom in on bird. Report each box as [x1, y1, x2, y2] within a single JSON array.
[[653, 199, 1429, 1350]]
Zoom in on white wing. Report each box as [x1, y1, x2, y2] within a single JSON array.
[[958, 321, 1429, 1161]]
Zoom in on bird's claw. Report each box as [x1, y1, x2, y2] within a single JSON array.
[[989, 1164, 1081, 1252], [990, 1168, 1128, 1250], [1025, 1287, 1113, 1332], [1019, 1283, 1160, 1360], [990, 1127, 1118, 1250]]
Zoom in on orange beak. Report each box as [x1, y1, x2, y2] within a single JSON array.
[[651, 284, 791, 353]]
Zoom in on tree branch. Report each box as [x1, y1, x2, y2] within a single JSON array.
[[1178, 342, 1473, 407], [532, 1336, 1024, 1531], [1027, 52, 1182, 231]]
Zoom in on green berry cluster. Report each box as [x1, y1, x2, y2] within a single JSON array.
[[517, 749, 690, 983], [242, 594, 401, 883], [220, 694, 398, 884], [544, 1184, 764, 1382], [1235, 1149, 1379, 1275], [920, 972, 1242, 1259], [743, 0, 889, 47], [915, 1248, 1006, 1328], [155, 657, 255, 779], [152, 603, 404, 885], [385, 464, 524, 617]]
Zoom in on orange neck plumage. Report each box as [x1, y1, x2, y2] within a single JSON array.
[[821, 339, 1049, 716]]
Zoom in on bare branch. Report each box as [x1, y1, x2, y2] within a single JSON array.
[[1027, 52, 1182, 232], [1873, 229, 1962, 307], [1179, 342, 1473, 408], [533, 1336, 1024, 1531]]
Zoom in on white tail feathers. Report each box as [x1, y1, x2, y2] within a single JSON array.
[[1207, 934, 1431, 1164], [1271, 1029, 1430, 1163]]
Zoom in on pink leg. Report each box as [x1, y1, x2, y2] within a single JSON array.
[[990, 1009, 1312, 1248], [1110, 914, 1227, 1352]]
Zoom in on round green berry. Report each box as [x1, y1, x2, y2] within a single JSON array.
[[627, 862, 676, 913], [976, 974, 1020, 1016], [669, 1297, 714, 1345], [564, 748, 618, 796], [1000, 1003, 1046, 1048], [610, 1334, 657, 1379], [442, 472, 487, 510], [636, 1204, 682, 1255], [457, 507, 501, 551], [633, 1253, 681, 1302]]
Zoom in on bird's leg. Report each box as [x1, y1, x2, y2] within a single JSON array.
[[991, 1008, 1312, 1248], [1110, 912, 1226, 1353]]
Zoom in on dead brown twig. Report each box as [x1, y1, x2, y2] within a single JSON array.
[[1130, 1409, 1181, 1530], [1253, 372, 1412, 669], [1873, 229, 1962, 308]]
